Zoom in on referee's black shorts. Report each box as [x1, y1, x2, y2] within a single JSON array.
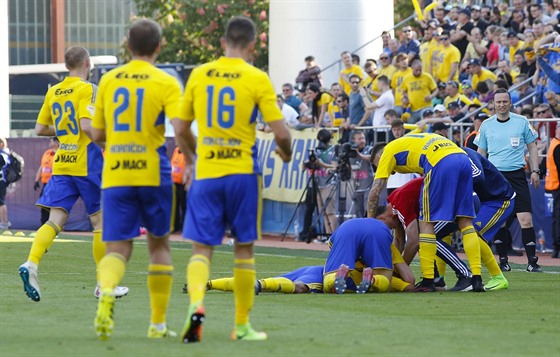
[[501, 168, 532, 214]]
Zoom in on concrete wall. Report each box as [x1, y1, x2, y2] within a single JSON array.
[[269, 0, 394, 91]]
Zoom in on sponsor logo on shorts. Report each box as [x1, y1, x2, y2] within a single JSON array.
[[110, 159, 147, 170]]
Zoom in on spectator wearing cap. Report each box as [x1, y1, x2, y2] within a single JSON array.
[[398, 25, 421, 63], [461, 27, 489, 72], [433, 104, 447, 118], [415, 108, 454, 132], [447, 102, 463, 121], [471, 5, 489, 33], [400, 60, 438, 123], [461, 80, 476, 100], [431, 30, 461, 83], [508, 32, 525, 63], [432, 121, 450, 137], [450, 8, 475, 58], [432, 82, 447, 105], [467, 58, 497, 91], [443, 80, 474, 114], [390, 53, 413, 117], [464, 112, 489, 150]]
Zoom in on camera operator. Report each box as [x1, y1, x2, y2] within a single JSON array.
[[301, 129, 337, 241], [348, 130, 374, 218]]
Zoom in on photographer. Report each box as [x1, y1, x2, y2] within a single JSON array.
[[348, 130, 374, 218], [301, 129, 337, 241]]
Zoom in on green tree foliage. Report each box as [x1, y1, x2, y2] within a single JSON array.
[[125, 0, 269, 70], [394, 0, 415, 24]]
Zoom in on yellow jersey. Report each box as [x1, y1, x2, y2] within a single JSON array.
[[179, 56, 283, 180], [433, 44, 461, 82], [401, 72, 437, 111], [391, 67, 413, 107], [378, 64, 397, 82], [92, 60, 182, 188], [375, 133, 466, 179], [36, 76, 101, 176], [364, 75, 381, 101], [339, 65, 364, 94], [471, 68, 497, 92], [443, 93, 473, 109]]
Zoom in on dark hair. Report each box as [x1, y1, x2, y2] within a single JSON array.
[[494, 79, 510, 90], [476, 81, 489, 93], [283, 83, 294, 90], [370, 142, 387, 163], [337, 93, 349, 102], [521, 108, 533, 117], [493, 87, 512, 101], [351, 54, 360, 64], [308, 84, 333, 123], [225, 16, 256, 48], [391, 119, 404, 128], [128, 19, 162, 56], [317, 129, 332, 143], [304, 55, 315, 62], [64, 46, 89, 70], [349, 74, 361, 82], [384, 109, 398, 118]]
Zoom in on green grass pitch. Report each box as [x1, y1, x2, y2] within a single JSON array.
[[1, 233, 559, 356]]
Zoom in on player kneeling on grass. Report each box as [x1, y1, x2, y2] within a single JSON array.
[[322, 218, 396, 294]]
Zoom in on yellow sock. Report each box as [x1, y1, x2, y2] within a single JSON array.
[[419, 233, 437, 279], [233, 258, 256, 325], [260, 277, 295, 293], [187, 254, 210, 305], [148, 264, 173, 325], [28, 221, 61, 265], [97, 252, 127, 291], [371, 274, 390, 293], [92, 229, 106, 267], [480, 238, 501, 276], [210, 277, 234, 292], [323, 272, 336, 293], [461, 226, 481, 275]]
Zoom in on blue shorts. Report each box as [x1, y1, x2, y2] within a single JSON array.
[[37, 174, 101, 215], [324, 218, 393, 273], [102, 185, 173, 241], [280, 265, 323, 284], [474, 198, 515, 243], [183, 174, 262, 246], [420, 154, 475, 222]]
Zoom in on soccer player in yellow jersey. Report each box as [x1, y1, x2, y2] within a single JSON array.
[[91, 19, 181, 340], [174, 16, 292, 343], [18, 47, 128, 302], [367, 134, 484, 292]]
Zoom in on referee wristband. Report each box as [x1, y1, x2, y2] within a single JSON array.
[[531, 169, 542, 175]]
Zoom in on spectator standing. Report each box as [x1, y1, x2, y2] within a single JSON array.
[[0, 138, 11, 229], [451, 8, 475, 58], [295, 55, 323, 90], [390, 53, 412, 117], [339, 51, 364, 95], [431, 30, 461, 83], [545, 122, 560, 258], [361, 75, 393, 142], [378, 53, 397, 81], [401, 60, 438, 123], [474, 88, 543, 273], [34, 137, 59, 225], [398, 25, 421, 63], [306, 83, 334, 128]]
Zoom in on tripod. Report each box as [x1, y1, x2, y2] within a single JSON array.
[[281, 169, 336, 242]]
